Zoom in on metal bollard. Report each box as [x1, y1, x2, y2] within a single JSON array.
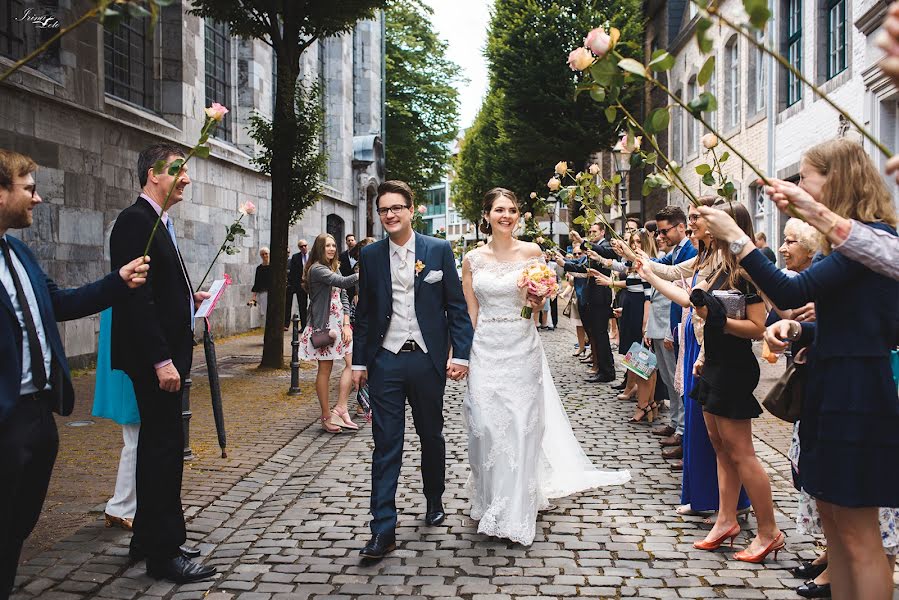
[[288, 313, 302, 395], [181, 374, 195, 461]]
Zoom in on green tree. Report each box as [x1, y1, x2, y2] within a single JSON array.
[[455, 0, 643, 214], [452, 91, 507, 225], [385, 0, 462, 198], [247, 81, 327, 225], [189, 0, 387, 368]]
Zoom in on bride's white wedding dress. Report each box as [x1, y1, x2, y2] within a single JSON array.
[[463, 250, 630, 546]]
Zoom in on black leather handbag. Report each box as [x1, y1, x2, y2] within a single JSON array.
[[762, 348, 807, 423]]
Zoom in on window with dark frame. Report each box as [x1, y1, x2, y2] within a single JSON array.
[[785, 0, 802, 106], [0, 0, 26, 59], [205, 19, 232, 142], [827, 0, 847, 79], [104, 14, 156, 111], [687, 77, 699, 154]]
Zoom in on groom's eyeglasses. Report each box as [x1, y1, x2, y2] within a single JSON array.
[[376, 204, 410, 216]]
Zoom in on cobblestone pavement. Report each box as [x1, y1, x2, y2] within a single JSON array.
[[11, 324, 899, 599]]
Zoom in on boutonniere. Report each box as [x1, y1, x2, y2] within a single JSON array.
[[415, 260, 425, 276]]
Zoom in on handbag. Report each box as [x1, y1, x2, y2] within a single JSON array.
[[310, 328, 335, 349], [762, 347, 807, 423], [621, 341, 657, 380], [562, 294, 574, 318], [711, 289, 746, 319]]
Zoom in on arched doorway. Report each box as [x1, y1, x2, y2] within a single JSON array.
[[366, 183, 378, 237], [326, 214, 345, 253]]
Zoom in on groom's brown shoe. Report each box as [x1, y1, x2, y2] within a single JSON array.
[[360, 532, 396, 560], [425, 499, 446, 526]]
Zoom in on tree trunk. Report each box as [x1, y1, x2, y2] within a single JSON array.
[[260, 37, 301, 369]]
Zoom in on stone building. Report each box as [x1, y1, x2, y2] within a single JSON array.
[[647, 0, 898, 249], [0, 2, 384, 366]]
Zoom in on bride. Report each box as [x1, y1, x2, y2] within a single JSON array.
[[461, 187, 630, 546]]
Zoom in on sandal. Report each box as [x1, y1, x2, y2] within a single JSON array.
[[332, 408, 359, 431], [629, 404, 654, 423], [321, 416, 342, 433]]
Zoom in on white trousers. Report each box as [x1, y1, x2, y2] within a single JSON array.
[[105, 423, 139, 519]]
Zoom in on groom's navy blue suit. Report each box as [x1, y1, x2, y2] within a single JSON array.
[[353, 234, 473, 535]]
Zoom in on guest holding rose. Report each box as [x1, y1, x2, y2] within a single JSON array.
[[700, 139, 899, 599], [249, 247, 271, 318], [300, 234, 359, 433]]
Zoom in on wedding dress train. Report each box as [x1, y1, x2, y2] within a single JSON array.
[[463, 250, 630, 545]]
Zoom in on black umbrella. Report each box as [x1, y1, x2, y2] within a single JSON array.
[[203, 319, 227, 458]]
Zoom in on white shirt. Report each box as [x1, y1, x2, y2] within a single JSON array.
[[382, 233, 429, 354], [1, 234, 52, 394]]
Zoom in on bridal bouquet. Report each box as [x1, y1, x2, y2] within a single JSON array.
[[518, 263, 559, 318]]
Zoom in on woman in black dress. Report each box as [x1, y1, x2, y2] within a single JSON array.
[[639, 202, 782, 564], [702, 139, 899, 599]]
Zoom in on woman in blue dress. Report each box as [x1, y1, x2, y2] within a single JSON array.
[[92, 307, 140, 530]]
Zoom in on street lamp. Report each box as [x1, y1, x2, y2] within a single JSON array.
[[544, 194, 559, 242], [612, 134, 634, 236]]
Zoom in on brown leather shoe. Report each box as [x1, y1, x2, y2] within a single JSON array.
[[105, 513, 133, 531], [669, 459, 683, 471], [661, 433, 683, 447], [662, 445, 683, 459], [652, 424, 675, 437]]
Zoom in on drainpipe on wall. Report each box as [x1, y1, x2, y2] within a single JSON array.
[[766, 0, 777, 245]]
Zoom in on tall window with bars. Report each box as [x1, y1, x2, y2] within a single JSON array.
[[104, 15, 156, 110], [671, 90, 682, 164], [0, 0, 26, 59], [785, 0, 802, 106], [205, 19, 232, 142], [827, 0, 847, 79], [725, 37, 740, 129]]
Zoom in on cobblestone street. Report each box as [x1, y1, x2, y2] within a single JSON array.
[[10, 325, 898, 599]]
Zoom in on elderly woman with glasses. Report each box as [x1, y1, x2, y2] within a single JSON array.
[[249, 247, 272, 319]]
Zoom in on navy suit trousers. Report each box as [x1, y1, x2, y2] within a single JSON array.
[[368, 349, 446, 535]]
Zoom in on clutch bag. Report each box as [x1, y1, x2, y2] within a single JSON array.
[[711, 290, 746, 320]]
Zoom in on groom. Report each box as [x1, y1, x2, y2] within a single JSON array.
[[352, 180, 474, 560]]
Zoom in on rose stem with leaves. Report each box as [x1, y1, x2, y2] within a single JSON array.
[[560, 172, 626, 241], [698, 1, 892, 159], [142, 116, 218, 258], [614, 50, 772, 186], [615, 101, 701, 206], [195, 213, 245, 292]]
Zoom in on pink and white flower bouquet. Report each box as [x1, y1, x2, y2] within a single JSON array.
[[518, 262, 560, 318]]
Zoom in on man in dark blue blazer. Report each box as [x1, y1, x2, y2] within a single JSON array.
[[0, 150, 149, 598], [352, 180, 474, 560], [648, 206, 697, 458]]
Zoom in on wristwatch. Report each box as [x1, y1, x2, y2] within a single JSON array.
[[729, 235, 751, 255]]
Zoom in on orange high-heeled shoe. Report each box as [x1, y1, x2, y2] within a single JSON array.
[[733, 532, 785, 563], [693, 524, 740, 550]]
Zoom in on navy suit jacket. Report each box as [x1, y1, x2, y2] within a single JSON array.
[[0, 235, 129, 424], [740, 223, 898, 359], [352, 234, 474, 376], [653, 238, 698, 337]]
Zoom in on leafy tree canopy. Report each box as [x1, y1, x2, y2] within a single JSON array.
[[454, 0, 643, 220], [385, 0, 462, 199]]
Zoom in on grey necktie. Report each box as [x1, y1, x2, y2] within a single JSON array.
[[395, 247, 412, 290]]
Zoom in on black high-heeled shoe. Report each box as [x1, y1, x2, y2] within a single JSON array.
[[629, 404, 654, 424], [795, 580, 831, 598], [790, 561, 827, 580]]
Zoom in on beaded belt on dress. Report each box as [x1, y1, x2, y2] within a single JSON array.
[[479, 316, 522, 323]]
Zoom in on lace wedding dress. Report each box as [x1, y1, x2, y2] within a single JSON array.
[[463, 250, 631, 545]]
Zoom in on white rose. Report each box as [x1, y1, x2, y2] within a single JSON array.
[[701, 133, 719, 149], [547, 178, 561, 192]]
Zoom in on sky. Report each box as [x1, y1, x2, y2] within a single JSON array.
[[423, 0, 493, 131]]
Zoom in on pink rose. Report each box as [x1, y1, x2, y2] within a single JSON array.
[[417, 205, 427, 214], [567, 47, 594, 72], [585, 27, 612, 58], [239, 200, 257, 216], [205, 102, 229, 122]]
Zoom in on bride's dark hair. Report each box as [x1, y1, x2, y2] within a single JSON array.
[[481, 187, 520, 234]]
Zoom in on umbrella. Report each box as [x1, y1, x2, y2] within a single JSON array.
[[203, 319, 228, 458]]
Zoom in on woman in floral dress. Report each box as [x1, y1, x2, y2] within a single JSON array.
[[300, 234, 359, 433]]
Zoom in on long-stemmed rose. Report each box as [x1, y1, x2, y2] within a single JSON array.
[[195, 200, 255, 292], [142, 103, 229, 258]]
